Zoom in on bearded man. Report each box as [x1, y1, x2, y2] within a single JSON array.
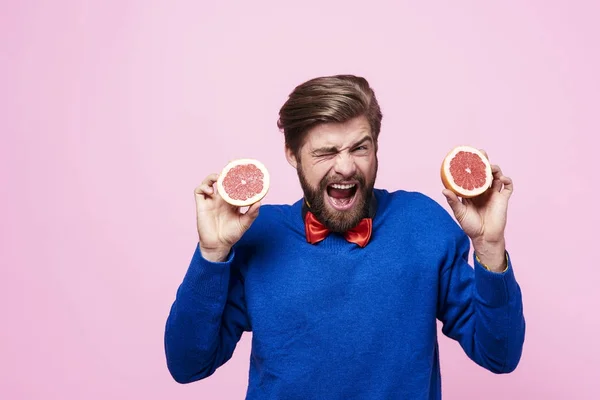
[[164, 74, 525, 400]]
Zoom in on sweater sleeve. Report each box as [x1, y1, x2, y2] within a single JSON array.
[[436, 230, 526, 374], [164, 244, 251, 383]]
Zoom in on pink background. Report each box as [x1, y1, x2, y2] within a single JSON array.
[[2, 1, 598, 399]]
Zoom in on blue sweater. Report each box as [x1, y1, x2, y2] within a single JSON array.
[[164, 189, 525, 399]]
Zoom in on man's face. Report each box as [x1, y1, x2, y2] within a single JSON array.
[[286, 115, 378, 232]]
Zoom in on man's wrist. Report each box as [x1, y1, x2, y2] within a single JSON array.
[[473, 238, 507, 273], [199, 244, 231, 263]]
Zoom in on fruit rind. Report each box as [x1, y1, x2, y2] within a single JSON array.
[[216, 158, 270, 207], [440, 146, 492, 198]]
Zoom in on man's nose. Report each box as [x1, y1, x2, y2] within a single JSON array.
[[333, 153, 357, 178]]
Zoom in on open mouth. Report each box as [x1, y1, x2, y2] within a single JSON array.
[[326, 183, 358, 211]]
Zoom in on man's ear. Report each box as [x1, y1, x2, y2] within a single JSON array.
[[285, 145, 298, 169]]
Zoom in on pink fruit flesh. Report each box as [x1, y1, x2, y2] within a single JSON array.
[[448, 151, 487, 191], [222, 164, 264, 200]]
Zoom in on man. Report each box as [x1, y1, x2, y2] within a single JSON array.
[[164, 75, 525, 399]]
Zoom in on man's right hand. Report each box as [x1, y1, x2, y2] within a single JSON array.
[[194, 173, 261, 262]]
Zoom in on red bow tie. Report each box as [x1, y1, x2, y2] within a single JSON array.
[[304, 211, 373, 248]]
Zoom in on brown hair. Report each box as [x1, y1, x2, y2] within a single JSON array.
[[277, 74, 383, 156]]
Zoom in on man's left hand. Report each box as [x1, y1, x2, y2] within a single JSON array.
[[442, 151, 513, 272]]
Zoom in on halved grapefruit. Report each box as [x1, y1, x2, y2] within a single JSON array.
[[441, 146, 492, 198], [216, 158, 270, 207]]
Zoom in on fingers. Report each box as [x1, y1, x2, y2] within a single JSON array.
[[500, 175, 513, 196], [491, 165, 503, 192], [442, 189, 467, 222], [489, 164, 514, 196], [479, 148, 489, 160], [195, 173, 219, 196], [239, 201, 261, 230]]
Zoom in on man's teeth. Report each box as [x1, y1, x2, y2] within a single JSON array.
[[330, 183, 356, 189]]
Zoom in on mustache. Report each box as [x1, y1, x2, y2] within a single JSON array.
[[320, 173, 366, 188]]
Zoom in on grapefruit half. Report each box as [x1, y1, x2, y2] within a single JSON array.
[[216, 158, 270, 207], [441, 146, 492, 198]]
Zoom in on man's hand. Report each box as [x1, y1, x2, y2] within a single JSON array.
[[195, 173, 261, 262], [442, 151, 513, 272]]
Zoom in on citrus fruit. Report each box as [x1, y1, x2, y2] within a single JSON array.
[[216, 158, 270, 207], [440, 146, 492, 198]]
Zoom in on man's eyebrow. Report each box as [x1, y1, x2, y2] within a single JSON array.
[[310, 135, 373, 156], [311, 145, 339, 155], [351, 136, 373, 148]]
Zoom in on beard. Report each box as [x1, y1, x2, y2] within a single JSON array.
[[297, 160, 377, 233]]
